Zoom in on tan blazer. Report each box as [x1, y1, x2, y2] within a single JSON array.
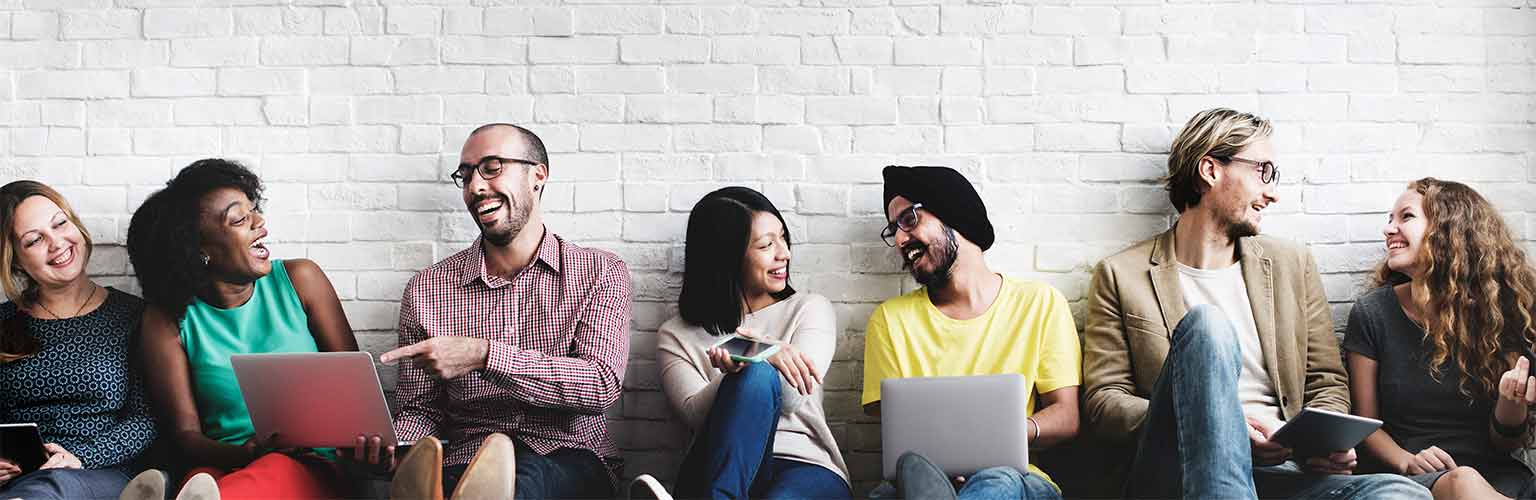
[[1081, 227, 1350, 443]]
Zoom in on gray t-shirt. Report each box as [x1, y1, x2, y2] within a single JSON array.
[[1342, 285, 1520, 471]]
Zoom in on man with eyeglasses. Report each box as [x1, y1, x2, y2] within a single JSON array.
[[376, 123, 633, 499], [1081, 109, 1428, 499], [861, 165, 1081, 500]]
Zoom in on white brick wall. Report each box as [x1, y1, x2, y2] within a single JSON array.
[[2, 0, 1533, 492]]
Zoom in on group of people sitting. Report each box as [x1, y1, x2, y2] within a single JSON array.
[[0, 108, 1532, 500]]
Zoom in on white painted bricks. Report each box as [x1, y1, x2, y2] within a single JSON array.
[[1, 1, 1533, 493]]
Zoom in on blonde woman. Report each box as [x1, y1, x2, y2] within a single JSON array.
[[0, 180, 157, 499]]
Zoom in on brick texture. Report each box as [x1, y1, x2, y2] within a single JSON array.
[[2, 1, 1534, 495]]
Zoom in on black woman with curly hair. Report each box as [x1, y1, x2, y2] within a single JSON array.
[[125, 159, 378, 499]]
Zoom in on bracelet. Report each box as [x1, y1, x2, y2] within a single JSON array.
[[1492, 413, 1527, 438], [1027, 417, 1041, 442]]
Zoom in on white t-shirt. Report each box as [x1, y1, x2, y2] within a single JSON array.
[[1177, 262, 1286, 432]]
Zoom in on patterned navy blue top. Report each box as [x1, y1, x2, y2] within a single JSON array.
[[0, 288, 156, 469]]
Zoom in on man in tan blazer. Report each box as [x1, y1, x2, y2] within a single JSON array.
[[1081, 109, 1428, 500]]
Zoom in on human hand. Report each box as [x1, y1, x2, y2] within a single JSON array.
[[1497, 357, 1536, 405], [765, 344, 822, 396], [1395, 446, 1455, 475], [1247, 417, 1291, 466], [381, 338, 490, 380], [39, 443, 81, 470], [707, 347, 747, 375], [0, 458, 21, 485], [343, 434, 397, 471], [1304, 448, 1357, 475]]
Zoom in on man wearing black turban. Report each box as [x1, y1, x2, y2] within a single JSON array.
[[861, 166, 1082, 500]]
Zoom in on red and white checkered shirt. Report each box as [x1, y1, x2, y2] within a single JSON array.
[[392, 229, 632, 479]]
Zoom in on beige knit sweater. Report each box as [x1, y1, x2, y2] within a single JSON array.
[[655, 292, 850, 483]]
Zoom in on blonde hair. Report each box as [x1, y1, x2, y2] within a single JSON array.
[[0, 180, 94, 362], [1164, 108, 1274, 212]]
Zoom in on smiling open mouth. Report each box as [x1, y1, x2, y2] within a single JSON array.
[[249, 237, 270, 260], [47, 246, 74, 267]]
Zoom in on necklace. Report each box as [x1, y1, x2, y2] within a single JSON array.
[[35, 285, 99, 320]]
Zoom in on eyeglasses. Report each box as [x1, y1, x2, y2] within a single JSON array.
[[450, 156, 541, 188], [880, 203, 925, 247], [1224, 157, 1279, 185]]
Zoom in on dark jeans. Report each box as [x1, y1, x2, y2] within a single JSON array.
[[675, 362, 851, 500], [0, 465, 136, 500], [1125, 305, 1429, 500], [442, 441, 612, 500]]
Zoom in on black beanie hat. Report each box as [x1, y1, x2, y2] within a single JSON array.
[[881, 165, 995, 251]]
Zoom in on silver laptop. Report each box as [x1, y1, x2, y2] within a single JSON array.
[[230, 351, 402, 448], [881, 374, 1030, 480]]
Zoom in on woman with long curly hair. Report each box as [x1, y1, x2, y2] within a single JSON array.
[[1345, 177, 1536, 499]]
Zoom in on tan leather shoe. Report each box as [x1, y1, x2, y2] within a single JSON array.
[[450, 433, 515, 500], [391, 436, 445, 500]]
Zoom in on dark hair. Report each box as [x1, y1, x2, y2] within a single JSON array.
[[678, 187, 795, 336], [469, 123, 550, 169], [127, 159, 264, 321]]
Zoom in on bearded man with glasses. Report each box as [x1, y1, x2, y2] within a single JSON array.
[[370, 123, 633, 500], [862, 166, 1082, 500], [1082, 109, 1428, 499]]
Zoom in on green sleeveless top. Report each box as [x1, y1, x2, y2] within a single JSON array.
[[179, 260, 318, 445]]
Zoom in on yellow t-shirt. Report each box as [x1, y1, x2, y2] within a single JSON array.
[[861, 277, 1082, 487]]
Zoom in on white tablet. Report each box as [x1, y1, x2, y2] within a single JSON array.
[[230, 351, 401, 449], [1268, 408, 1383, 457]]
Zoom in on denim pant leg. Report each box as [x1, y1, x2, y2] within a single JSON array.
[[441, 443, 613, 500], [511, 444, 614, 500], [674, 362, 783, 500], [750, 459, 851, 500], [1252, 462, 1430, 500], [957, 467, 1061, 500], [1124, 304, 1256, 500], [0, 466, 135, 500]]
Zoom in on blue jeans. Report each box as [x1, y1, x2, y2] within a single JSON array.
[[1125, 305, 1428, 500], [867, 466, 1060, 500], [442, 441, 612, 499], [0, 466, 135, 500], [958, 466, 1061, 500], [675, 362, 851, 500]]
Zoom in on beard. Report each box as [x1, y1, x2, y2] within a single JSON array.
[[1221, 209, 1260, 243], [902, 225, 960, 288], [478, 193, 533, 247]]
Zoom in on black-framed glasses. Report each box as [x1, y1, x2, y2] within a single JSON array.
[[450, 155, 541, 188], [880, 203, 925, 247], [1224, 156, 1279, 185]]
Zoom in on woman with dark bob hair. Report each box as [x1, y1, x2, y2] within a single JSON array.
[[655, 186, 851, 499], [125, 159, 380, 499], [0, 180, 157, 499]]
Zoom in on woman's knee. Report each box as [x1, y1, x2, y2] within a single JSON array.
[[1434, 467, 1494, 498]]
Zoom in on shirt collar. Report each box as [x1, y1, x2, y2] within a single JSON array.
[[459, 228, 562, 288]]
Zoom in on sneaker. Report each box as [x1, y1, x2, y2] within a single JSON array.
[[896, 452, 957, 500], [174, 472, 219, 500], [119, 469, 167, 500], [628, 474, 673, 500]]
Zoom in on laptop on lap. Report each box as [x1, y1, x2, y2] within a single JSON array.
[[881, 374, 1031, 480]]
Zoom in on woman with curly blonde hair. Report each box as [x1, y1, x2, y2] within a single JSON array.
[[1345, 177, 1536, 499]]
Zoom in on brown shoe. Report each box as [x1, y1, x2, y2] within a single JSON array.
[[450, 433, 515, 500], [391, 437, 445, 500]]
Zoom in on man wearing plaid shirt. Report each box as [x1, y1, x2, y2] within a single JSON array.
[[380, 123, 633, 499]]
